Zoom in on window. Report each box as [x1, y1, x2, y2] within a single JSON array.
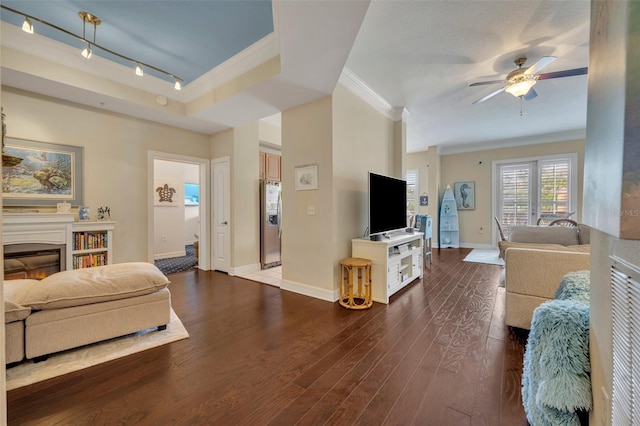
[[538, 158, 571, 217], [495, 154, 577, 240], [406, 169, 418, 218]]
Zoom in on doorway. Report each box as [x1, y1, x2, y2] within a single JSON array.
[[147, 151, 210, 271]]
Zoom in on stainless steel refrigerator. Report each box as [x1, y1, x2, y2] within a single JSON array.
[[260, 180, 282, 269]]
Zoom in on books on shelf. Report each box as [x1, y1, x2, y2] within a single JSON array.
[[73, 253, 108, 269], [72, 232, 108, 251]]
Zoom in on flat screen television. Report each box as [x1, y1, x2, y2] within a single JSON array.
[[368, 172, 407, 238]]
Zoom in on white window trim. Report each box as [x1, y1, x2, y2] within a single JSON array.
[[406, 168, 419, 217]]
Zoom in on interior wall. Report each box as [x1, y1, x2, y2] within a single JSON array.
[[332, 84, 396, 287], [587, 1, 640, 423], [439, 139, 585, 247], [153, 159, 188, 259], [231, 122, 260, 269], [259, 120, 282, 146], [2, 87, 210, 263], [281, 95, 335, 294]]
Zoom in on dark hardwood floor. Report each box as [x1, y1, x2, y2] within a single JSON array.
[[7, 248, 528, 425]]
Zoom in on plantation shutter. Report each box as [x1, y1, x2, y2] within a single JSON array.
[[498, 163, 533, 238], [611, 257, 640, 425], [538, 158, 571, 216], [406, 169, 418, 218]]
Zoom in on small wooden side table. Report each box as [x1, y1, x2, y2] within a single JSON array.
[[339, 257, 373, 309]]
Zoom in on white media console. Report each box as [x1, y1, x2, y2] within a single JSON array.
[[351, 232, 424, 304]]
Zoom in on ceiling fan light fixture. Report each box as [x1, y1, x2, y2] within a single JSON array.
[[505, 79, 536, 98], [22, 16, 34, 34]]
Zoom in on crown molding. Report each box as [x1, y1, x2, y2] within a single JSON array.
[[436, 129, 587, 155], [182, 32, 280, 102], [339, 67, 404, 121]]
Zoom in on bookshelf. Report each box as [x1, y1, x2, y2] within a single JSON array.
[[70, 221, 115, 269]]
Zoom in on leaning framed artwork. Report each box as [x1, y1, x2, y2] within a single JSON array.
[[2, 138, 84, 206], [454, 181, 475, 210], [295, 164, 318, 191]]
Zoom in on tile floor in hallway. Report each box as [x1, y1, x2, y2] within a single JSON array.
[[238, 265, 282, 287]]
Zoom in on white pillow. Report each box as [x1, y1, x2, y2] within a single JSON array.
[[20, 262, 170, 310]]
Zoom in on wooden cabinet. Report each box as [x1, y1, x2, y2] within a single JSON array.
[[352, 233, 423, 304], [259, 151, 281, 181], [70, 221, 115, 269], [265, 153, 281, 181]]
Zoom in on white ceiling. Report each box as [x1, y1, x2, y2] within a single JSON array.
[[0, 0, 591, 154]]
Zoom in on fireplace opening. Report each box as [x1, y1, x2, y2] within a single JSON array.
[[4, 243, 66, 280]]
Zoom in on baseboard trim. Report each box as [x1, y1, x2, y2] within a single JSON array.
[[460, 243, 495, 249], [229, 263, 261, 277], [154, 250, 186, 260], [280, 279, 337, 303]]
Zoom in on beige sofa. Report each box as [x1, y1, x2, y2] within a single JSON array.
[[4, 262, 171, 364], [499, 224, 591, 329]]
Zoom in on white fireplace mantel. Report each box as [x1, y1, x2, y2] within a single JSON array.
[[2, 213, 75, 246]]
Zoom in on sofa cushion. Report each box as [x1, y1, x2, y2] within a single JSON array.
[[498, 241, 571, 259], [15, 262, 170, 310], [509, 225, 579, 246], [5, 300, 31, 323], [4, 279, 34, 322]]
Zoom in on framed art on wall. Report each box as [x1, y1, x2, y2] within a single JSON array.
[[2, 137, 84, 206], [454, 181, 475, 210], [295, 164, 318, 191]]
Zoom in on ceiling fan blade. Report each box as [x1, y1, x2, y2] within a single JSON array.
[[469, 79, 506, 87], [524, 56, 557, 75], [537, 67, 588, 80], [523, 88, 538, 101], [473, 87, 506, 104]]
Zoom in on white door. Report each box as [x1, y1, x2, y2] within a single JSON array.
[[212, 157, 231, 272]]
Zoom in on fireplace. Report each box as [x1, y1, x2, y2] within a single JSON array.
[[4, 243, 66, 280]]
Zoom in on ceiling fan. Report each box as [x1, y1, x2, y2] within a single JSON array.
[[470, 56, 588, 104]]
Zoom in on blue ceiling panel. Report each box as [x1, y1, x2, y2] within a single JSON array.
[[1, 0, 274, 84]]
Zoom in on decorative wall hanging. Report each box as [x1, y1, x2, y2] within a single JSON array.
[[154, 181, 179, 206], [295, 164, 318, 191], [454, 181, 475, 210], [2, 137, 84, 206]]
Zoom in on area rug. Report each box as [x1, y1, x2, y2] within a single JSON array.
[[155, 244, 198, 275], [463, 248, 505, 266], [6, 308, 189, 391]]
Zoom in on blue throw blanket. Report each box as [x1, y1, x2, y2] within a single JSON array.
[[522, 271, 592, 426]]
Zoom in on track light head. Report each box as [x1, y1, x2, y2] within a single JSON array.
[[81, 43, 92, 59], [135, 63, 144, 76], [174, 80, 182, 91], [22, 16, 34, 34]]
